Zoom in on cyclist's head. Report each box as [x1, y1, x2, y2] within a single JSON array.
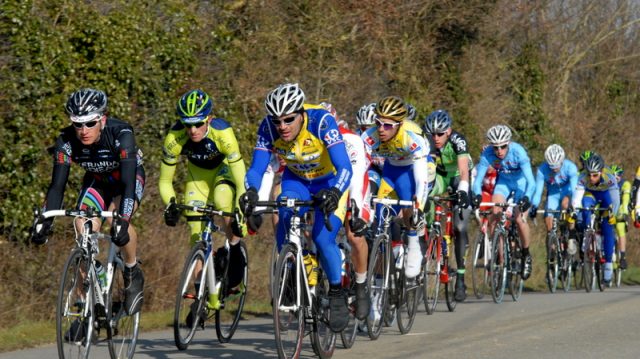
[[356, 103, 377, 131], [65, 88, 108, 122], [486, 125, 512, 146], [544, 144, 565, 170], [375, 96, 408, 122], [424, 109, 452, 134], [610, 164, 624, 178], [584, 153, 605, 173], [406, 103, 417, 122], [176, 89, 213, 124], [265, 83, 305, 118]]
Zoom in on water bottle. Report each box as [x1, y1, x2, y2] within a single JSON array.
[[339, 246, 347, 278], [596, 233, 603, 251], [392, 241, 404, 270], [95, 260, 107, 288]]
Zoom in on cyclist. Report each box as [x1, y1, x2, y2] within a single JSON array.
[[529, 144, 579, 258], [472, 125, 536, 280], [160, 89, 247, 318], [571, 154, 619, 285], [30, 88, 146, 334], [240, 83, 352, 332], [610, 164, 630, 270], [633, 166, 640, 229], [361, 96, 433, 280], [423, 109, 473, 301], [356, 102, 384, 198]]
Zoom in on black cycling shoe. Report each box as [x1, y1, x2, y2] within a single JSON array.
[[64, 318, 88, 344], [328, 286, 349, 333], [123, 264, 144, 315], [454, 274, 467, 302], [355, 282, 370, 321], [620, 257, 627, 270], [522, 254, 533, 280]]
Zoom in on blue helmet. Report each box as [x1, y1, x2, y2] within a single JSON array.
[[424, 110, 452, 134], [176, 89, 213, 124]]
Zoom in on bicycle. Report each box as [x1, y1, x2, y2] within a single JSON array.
[[34, 207, 139, 359], [470, 208, 492, 299], [535, 209, 573, 293], [172, 201, 248, 349], [480, 199, 524, 303], [423, 194, 459, 314], [262, 198, 336, 359], [575, 206, 609, 293], [367, 197, 419, 339]]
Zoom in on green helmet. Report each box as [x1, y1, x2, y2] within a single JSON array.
[[176, 89, 213, 124], [579, 150, 598, 168], [610, 164, 624, 177]]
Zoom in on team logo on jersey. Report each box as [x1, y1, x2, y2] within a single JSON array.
[[324, 129, 341, 145], [303, 138, 313, 147]]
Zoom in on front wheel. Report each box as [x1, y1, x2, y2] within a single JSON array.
[[422, 234, 440, 314], [546, 235, 559, 293], [57, 249, 95, 359], [366, 235, 390, 340], [310, 273, 336, 359], [174, 244, 207, 350], [216, 241, 249, 343], [396, 269, 419, 334], [443, 259, 457, 312], [107, 256, 140, 359], [470, 232, 489, 299], [490, 231, 507, 304], [340, 250, 358, 349], [273, 244, 304, 358]]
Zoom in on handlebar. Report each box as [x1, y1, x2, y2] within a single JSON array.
[[172, 203, 235, 218], [253, 198, 332, 231], [372, 198, 415, 207], [37, 208, 121, 220], [478, 202, 517, 209]]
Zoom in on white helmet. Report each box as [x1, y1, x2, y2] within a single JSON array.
[[486, 125, 512, 145], [264, 83, 305, 117], [544, 144, 565, 168], [356, 103, 377, 126]]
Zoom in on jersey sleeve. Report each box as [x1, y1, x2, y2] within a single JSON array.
[[318, 114, 352, 192], [43, 133, 72, 212], [158, 129, 183, 205], [245, 118, 274, 191], [214, 122, 247, 205], [520, 152, 536, 199], [532, 166, 545, 208], [472, 154, 490, 196], [115, 127, 138, 221]]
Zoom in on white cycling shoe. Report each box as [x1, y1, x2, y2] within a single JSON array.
[[404, 244, 422, 278]]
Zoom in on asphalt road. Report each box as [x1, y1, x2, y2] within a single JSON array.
[[4, 286, 640, 358]]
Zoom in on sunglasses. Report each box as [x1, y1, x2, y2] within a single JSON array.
[[375, 118, 401, 130], [433, 132, 447, 138], [271, 113, 299, 127], [73, 120, 99, 129], [493, 144, 508, 150], [183, 121, 207, 129], [589, 172, 601, 178]]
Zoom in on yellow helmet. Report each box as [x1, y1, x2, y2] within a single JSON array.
[[375, 96, 407, 122]]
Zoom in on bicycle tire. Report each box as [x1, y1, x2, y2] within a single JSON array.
[[470, 232, 489, 300], [561, 253, 574, 292], [509, 233, 524, 302], [366, 234, 390, 340], [268, 241, 278, 298], [310, 272, 336, 358], [583, 234, 595, 293], [422, 232, 440, 314], [273, 243, 304, 359], [173, 243, 207, 350], [57, 248, 95, 359], [595, 254, 604, 292], [216, 241, 249, 343], [444, 259, 457, 312], [490, 230, 507, 304], [396, 267, 419, 333], [546, 234, 559, 293], [107, 255, 140, 359], [340, 250, 358, 349]]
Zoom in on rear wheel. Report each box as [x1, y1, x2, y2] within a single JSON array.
[[216, 241, 249, 343], [173, 244, 207, 350], [273, 244, 304, 359], [340, 250, 358, 349], [107, 256, 140, 359], [508, 235, 524, 302], [396, 269, 419, 333], [561, 252, 574, 292], [310, 273, 336, 359], [470, 232, 489, 299], [422, 234, 440, 314], [57, 248, 96, 359], [583, 235, 595, 293], [595, 254, 605, 292], [490, 231, 507, 304], [443, 260, 457, 312], [366, 235, 390, 340], [546, 235, 559, 293]]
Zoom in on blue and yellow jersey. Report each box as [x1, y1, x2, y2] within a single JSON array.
[[576, 167, 617, 193], [245, 104, 352, 193], [361, 119, 430, 166]]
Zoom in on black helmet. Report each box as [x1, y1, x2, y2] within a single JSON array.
[[584, 154, 605, 173], [65, 88, 107, 121]]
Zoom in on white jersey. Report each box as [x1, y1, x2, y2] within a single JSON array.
[[341, 129, 373, 224]]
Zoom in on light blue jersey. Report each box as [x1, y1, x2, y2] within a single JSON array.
[[532, 159, 579, 209], [472, 142, 535, 201]]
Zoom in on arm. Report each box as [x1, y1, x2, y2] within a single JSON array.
[[472, 156, 489, 196], [158, 132, 180, 205], [618, 181, 630, 217], [521, 157, 536, 199], [532, 167, 545, 208], [245, 119, 274, 191], [115, 129, 138, 221], [217, 126, 247, 206]]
